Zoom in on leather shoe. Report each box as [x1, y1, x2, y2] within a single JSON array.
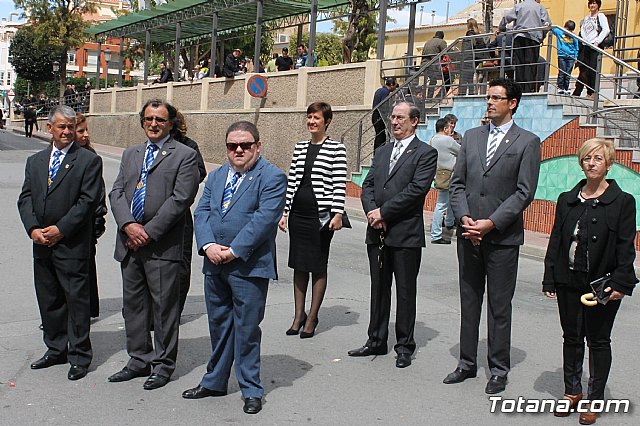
[[108, 366, 151, 382], [243, 397, 262, 414], [143, 373, 170, 390], [396, 353, 412, 368], [554, 393, 583, 417], [68, 365, 88, 381], [30, 355, 67, 370], [443, 367, 477, 384], [348, 346, 387, 357], [182, 385, 227, 399], [579, 410, 597, 425], [431, 238, 451, 244], [485, 375, 508, 394]]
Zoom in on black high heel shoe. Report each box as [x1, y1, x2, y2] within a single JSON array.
[[300, 318, 319, 339], [286, 314, 307, 336]]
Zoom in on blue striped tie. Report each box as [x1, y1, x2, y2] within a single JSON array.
[[48, 149, 62, 189], [221, 172, 242, 215], [486, 128, 501, 166], [131, 143, 158, 222]]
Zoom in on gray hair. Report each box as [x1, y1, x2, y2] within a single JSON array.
[[48, 105, 77, 124], [394, 101, 421, 121]]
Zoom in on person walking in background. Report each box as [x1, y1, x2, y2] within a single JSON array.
[[348, 102, 437, 369], [371, 78, 398, 152], [552, 20, 579, 95], [24, 105, 37, 138], [74, 113, 108, 318], [276, 47, 294, 71], [444, 113, 463, 143], [573, 0, 610, 98], [17, 106, 103, 381], [445, 78, 541, 394], [421, 31, 448, 99], [172, 111, 207, 316], [542, 138, 637, 425], [278, 102, 347, 339], [459, 18, 487, 96], [108, 99, 199, 390], [183, 121, 286, 415], [498, 0, 551, 93], [429, 118, 460, 245]]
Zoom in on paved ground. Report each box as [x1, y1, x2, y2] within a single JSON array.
[[1, 127, 638, 425]]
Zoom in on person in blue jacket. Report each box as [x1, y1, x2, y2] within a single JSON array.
[[552, 20, 580, 95]]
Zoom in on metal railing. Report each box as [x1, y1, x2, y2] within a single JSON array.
[[342, 25, 640, 173], [14, 91, 91, 119]]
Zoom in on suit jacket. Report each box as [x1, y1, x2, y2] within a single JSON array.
[[109, 137, 200, 262], [17, 143, 103, 259], [194, 157, 287, 279], [449, 123, 541, 246], [361, 136, 438, 248]]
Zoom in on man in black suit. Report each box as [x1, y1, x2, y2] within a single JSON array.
[[349, 102, 437, 368], [17, 105, 103, 381], [107, 99, 199, 390], [444, 78, 541, 394]]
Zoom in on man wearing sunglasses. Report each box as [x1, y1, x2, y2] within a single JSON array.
[[184, 121, 286, 414], [445, 78, 540, 394], [108, 99, 200, 390]]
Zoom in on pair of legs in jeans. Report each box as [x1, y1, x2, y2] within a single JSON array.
[[557, 56, 575, 92], [431, 189, 454, 241]]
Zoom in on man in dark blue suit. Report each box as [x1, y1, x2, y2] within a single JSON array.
[[183, 121, 286, 414]]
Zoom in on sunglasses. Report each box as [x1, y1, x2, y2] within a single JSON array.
[[226, 141, 257, 151], [144, 116, 169, 124]]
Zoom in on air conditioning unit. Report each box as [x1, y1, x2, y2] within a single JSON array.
[[277, 34, 290, 44]]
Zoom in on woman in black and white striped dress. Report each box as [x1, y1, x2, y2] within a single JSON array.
[[278, 102, 347, 339]]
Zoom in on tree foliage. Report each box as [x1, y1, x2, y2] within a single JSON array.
[[13, 0, 96, 94], [9, 27, 57, 82], [335, 0, 378, 63], [288, 32, 343, 66]]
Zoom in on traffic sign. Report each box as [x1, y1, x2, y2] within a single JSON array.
[[247, 75, 268, 98], [7, 88, 15, 104]]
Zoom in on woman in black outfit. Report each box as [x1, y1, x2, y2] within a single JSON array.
[[279, 102, 347, 338], [75, 114, 107, 318], [542, 138, 637, 425]]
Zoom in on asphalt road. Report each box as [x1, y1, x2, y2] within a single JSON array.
[[0, 129, 638, 425]]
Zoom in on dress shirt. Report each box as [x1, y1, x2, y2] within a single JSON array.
[[49, 142, 74, 168], [487, 120, 514, 158]]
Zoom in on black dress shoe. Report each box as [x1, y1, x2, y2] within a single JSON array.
[[431, 238, 451, 245], [108, 366, 151, 383], [396, 353, 412, 368], [485, 375, 508, 394], [300, 318, 319, 339], [68, 365, 88, 381], [443, 367, 477, 384], [143, 373, 169, 390], [243, 397, 262, 414], [30, 355, 67, 370], [182, 385, 227, 399], [285, 314, 307, 336], [348, 345, 387, 357]]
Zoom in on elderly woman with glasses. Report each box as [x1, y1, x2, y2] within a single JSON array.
[[542, 138, 637, 425], [278, 102, 347, 339]]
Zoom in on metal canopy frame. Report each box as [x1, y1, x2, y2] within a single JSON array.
[[85, 0, 353, 44]]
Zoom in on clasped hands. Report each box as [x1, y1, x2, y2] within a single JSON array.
[[205, 244, 236, 265], [31, 226, 63, 247], [461, 216, 495, 246], [367, 208, 387, 231], [124, 222, 151, 251]]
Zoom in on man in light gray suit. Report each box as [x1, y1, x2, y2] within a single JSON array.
[[444, 78, 541, 394], [108, 99, 199, 390]]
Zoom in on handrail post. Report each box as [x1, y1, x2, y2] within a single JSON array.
[[544, 31, 553, 93], [593, 52, 603, 121], [499, 37, 506, 79], [356, 122, 363, 172]]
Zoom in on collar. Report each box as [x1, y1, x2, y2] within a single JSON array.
[[395, 134, 415, 148], [566, 179, 622, 206], [146, 135, 170, 150], [51, 141, 74, 156], [229, 155, 262, 175], [489, 119, 514, 134]]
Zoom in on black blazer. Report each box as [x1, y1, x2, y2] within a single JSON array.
[[17, 143, 103, 259], [361, 136, 438, 247], [542, 179, 638, 295]]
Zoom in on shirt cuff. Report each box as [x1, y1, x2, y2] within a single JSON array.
[[202, 243, 214, 251]]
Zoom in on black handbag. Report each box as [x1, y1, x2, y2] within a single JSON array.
[[580, 273, 612, 306], [318, 211, 352, 231]]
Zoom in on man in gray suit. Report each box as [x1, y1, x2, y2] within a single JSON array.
[[108, 99, 199, 390], [444, 78, 541, 394]]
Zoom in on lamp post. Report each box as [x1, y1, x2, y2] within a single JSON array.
[[52, 60, 60, 103], [104, 48, 112, 89]]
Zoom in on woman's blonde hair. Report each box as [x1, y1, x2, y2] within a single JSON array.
[[75, 113, 94, 152], [467, 18, 480, 33], [578, 138, 615, 167]]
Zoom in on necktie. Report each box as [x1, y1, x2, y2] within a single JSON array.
[[388, 140, 403, 172], [221, 172, 242, 215], [486, 128, 502, 166], [131, 143, 158, 222], [48, 150, 62, 189]]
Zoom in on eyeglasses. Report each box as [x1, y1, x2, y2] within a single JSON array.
[[226, 141, 257, 151], [582, 155, 605, 165], [485, 95, 510, 102], [144, 116, 169, 124]]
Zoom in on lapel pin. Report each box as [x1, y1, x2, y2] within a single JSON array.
[[161, 151, 167, 156], [65, 164, 70, 169], [249, 176, 253, 181], [505, 139, 510, 144]]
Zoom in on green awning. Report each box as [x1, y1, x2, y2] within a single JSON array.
[[85, 0, 353, 44]]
